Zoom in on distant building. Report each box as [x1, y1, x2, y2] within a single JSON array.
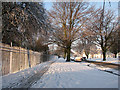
[[72, 46, 115, 59]]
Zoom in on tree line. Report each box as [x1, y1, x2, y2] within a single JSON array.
[[47, 2, 120, 61], [2, 2, 50, 52], [2, 2, 120, 61]]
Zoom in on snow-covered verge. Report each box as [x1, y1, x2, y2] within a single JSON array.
[[2, 56, 58, 88], [87, 58, 120, 64], [82, 62, 119, 76], [31, 58, 118, 88]]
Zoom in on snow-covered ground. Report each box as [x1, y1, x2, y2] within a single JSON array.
[[31, 58, 118, 88], [82, 62, 119, 76], [88, 58, 120, 64], [2, 55, 58, 88]]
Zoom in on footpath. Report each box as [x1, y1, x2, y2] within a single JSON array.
[[31, 58, 118, 88], [2, 56, 58, 88], [2, 57, 119, 88]]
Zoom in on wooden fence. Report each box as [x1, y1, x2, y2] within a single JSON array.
[[0, 43, 50, 76]]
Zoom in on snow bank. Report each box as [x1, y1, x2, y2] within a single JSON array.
[[82, 62, 119, 76], [88, 58, 120, 64], [2, 55, 58, 88], [31, 58, 118, 88]]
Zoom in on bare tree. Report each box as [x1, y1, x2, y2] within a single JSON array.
[[109, 28, 120, 58], [90, 44, 98, 58], [74, 38, 92, 59], [48, 2, 94, 61], [72, 41, 84, 55], [83, 40, 92, 59], [85, 8, 118, 61]]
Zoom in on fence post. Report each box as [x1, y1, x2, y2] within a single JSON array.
[[27, 49, 31, 68], [25, 49, 27, 68], [19, 47, 21, 70], [10, 42, 12, 73], [33, 51, 35, 66]]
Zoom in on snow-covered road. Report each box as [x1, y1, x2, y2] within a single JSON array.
[[31, 58, 118, 88]]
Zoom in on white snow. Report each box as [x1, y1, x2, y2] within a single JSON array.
[[88, 58, 120, 64], [83, 62, 119, 75], [2, 55, 58, 88], [31, 58, 118, 88]]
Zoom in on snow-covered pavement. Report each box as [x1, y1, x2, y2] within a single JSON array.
[[31, 58, 118, 88], [2, 56, 58, 88]]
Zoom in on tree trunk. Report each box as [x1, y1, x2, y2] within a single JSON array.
[[63, 48, 67, 59], [114, 53, 117, 58], [86, 55, 89, 59], [66, 45, 71, 62], [103, 51, 106, 61]]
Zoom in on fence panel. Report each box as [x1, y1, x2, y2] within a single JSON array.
[[2, 50, 10, 75], [0, 43, 51, 76]]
